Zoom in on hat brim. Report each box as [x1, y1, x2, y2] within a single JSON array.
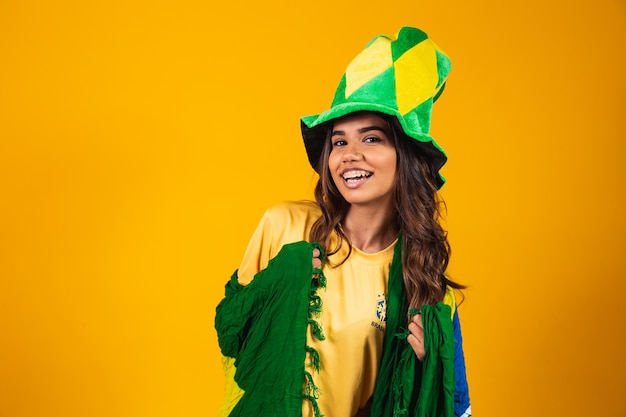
[[300, 103, 448, 189]]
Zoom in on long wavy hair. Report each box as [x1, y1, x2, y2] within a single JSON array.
[[309, 112, 464, 311]]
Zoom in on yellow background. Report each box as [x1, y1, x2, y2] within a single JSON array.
[[1, 0, 625, 416]]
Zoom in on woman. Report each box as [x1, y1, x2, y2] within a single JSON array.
[[215, 26, 471, 417]]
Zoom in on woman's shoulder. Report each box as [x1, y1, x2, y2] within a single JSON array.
[[237, 200, 321, 284], [251, 200, 322, 245], [263, 200, 321, 223]]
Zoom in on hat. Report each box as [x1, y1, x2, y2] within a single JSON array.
[[300, 26, 452, 189]]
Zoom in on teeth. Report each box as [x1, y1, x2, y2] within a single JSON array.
[[342, 170, 372, 180]]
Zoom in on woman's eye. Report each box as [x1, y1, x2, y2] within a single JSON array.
[[333, 139, 347, 147], [364, 136, 381, 143]]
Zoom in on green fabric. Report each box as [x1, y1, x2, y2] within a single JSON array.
[[215, 241, 326, 417], [215, 239, 455, 416], [415, 305, 455, 417], [370, 240, 456, 417]]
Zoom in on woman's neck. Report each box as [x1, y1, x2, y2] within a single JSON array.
[[342, 206, 398, 253]]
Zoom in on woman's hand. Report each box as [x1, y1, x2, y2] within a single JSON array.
[[407, 313, 425, 361]]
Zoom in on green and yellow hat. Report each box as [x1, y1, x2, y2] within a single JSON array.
[[300, 26, 452, 188]]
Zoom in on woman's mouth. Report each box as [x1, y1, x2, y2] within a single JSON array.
[[341, 169, 373, 185]]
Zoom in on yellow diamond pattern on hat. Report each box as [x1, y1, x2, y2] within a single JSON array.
[[344, 36, 393, 99], [394, 39, 439, 116]]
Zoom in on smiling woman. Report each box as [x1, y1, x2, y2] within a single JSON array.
[[214, 26, 471, 417]]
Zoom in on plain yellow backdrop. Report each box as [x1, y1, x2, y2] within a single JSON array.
[[1, 0, 625, 416]]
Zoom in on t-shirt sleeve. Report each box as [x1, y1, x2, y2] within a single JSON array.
[[237, 208, 279, 285], [236, 201, 320, 286]]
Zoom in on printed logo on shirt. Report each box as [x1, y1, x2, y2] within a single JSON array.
[[371, 293, 387, 333], [376, 293, 387, 322]]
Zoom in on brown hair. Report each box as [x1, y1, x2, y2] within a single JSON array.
[[309, 112, 464, 312]]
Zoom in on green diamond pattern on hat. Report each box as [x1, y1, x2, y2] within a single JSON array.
[[301, 26, 452, 189]]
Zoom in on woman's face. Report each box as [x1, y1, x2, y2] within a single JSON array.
[[328, 112, 397, 210]]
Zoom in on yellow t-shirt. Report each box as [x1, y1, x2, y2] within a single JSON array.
[[237, 200, 395, 417]]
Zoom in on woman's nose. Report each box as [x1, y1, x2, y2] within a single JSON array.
[[342, 142, 362, 162]]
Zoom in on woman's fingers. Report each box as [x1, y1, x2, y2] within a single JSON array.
[[312, 248, 322, 269], [312, 248, 322, 279], [407, 314, 425, 361]]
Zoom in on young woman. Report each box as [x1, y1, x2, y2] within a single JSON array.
[[215, 26, 471, 417]]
